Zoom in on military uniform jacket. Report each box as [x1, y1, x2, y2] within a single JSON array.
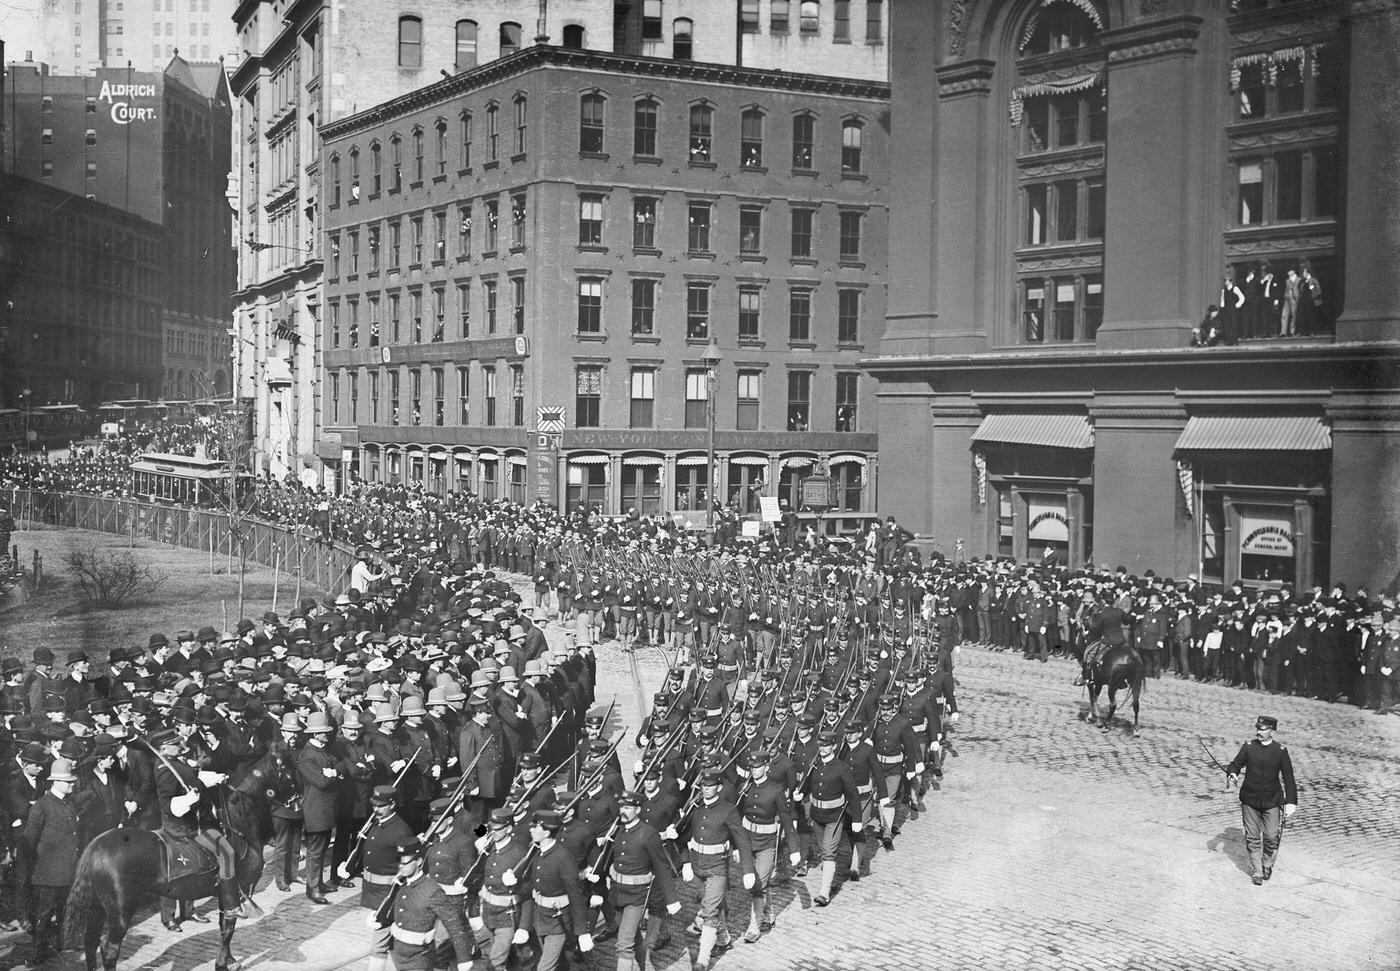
[[843, 739, 883, 799], [155, 753, 209, 839], [607, 820, 677, 910], [899, 688, 942, 742], [738, 777, 795, 851], [800, 757, 862, 825], [481, 839, 532, 929], [389, 871, 474, 971], [425, 828, 476, 894], [686, 798, 754, 879], [368, 730, 404, 787], [298, 741, 342, 833], [695, 676, 729, 719], [926, 668, 958, 716], [1226, 740, 1299, 809], [871, 716, 922, 777], [18, 788, 78, 887], [360, 812, 415, 909], [530, 841, 588, 935]]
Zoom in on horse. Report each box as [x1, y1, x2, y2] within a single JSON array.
[[63, 757, 279, 971], [1084, 643, 1146, 736]]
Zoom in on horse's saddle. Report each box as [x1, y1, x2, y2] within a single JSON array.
[[154, 829, 217, 894]]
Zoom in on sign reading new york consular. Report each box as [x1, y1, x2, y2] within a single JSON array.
[[99, 80, 158, 124]]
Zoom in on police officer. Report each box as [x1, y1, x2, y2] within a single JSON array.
[[1225, 715, 1299, 885]]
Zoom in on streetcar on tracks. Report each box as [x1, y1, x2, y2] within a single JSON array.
[[129, 452, 253, 508]]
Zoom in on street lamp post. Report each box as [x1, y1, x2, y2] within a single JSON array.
[[702, 338, 722, 538]]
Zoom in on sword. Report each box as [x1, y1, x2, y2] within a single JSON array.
[[1198, 738, 1236, 789]]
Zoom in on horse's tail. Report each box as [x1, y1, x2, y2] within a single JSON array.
[[64, 837, 102, 949]]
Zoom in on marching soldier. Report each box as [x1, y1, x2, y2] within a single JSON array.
[[527, 809, 593, 971], [607, 790, 681, 971], [736, 749, 797, 943], [869, 694, 922, 850], [680, 767, 754, 971], [381, 837, 475, 971], [798, 731, 863, 907], [478, 807, 533, 971], [360, 785, 416, 971]]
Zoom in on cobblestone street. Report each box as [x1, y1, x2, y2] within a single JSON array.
[[6, 619, 1398, 971]]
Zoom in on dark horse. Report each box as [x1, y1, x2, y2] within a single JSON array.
[[63, 761, 277, 971], [1084, 642, 1147, 735]]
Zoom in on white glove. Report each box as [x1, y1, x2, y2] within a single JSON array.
[[391, 760, 407, 773], [457, 963, 473, 971], [681, 862, 695, 882], [468, 914, 485, 932], [124, 800, 138, 815], [336, 862, 351, 879], [475, 835, 491, 853], [1384, 668, 1393, 677], [501, 869, 518, 887], [633, 760, 644, 775], [661, 825, 678, 841], [914, 762, 926, 775], [365, 913, 383, 928], [595, 835, 607, 846], [879, 797, 893, 808], [512, 928, 529, 945], [1284, 804, 1297, 818], [171, 791, 198, 816], [676, 778, 688, 790], [666, 901, 682, 916], [323, 767, 338, 778], [851, 820, 864, 833], [788, 851, 802, 867], [792, 791, 804, 803], [905, 772, 916, 781], [950, 712, 959, 723], [742, 872, 755, 890], [931, 740, 941, 752], [589, 894, 603, 908], [578, 933, 595, 953], [197, 770, 225, 788]]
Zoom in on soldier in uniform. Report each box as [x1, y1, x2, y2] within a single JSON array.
[[736, 749, 797, 943], [478, 806, 532, 971], [360, 785, 416, 971], [527, 808, 593, 971], [869, 694, 922, 850], [381, 837, 475, 971], [799, 730, 863, 907], [1224, 715, 1299, 885], [607, 790, 681, 971], [680, 767, 754, 971]]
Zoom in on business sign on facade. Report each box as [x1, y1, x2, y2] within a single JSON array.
[[1027, 494, 1069, 543], [1240, 508, 1294, 557], [98, 80, 157, 124], [537, 405, 565, 434]]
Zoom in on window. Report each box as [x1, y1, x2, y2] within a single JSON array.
[[634, 99, 658, 157], [642, 0, 663, 40], [789, 288, 812, 342], [630, 368, 656, 427], [675, 464, 708, 511], [791, 207, 814, 258], [510, 276, 525, 333], [741, 0, 760, 32], [329, 233, 340, 278], [330, 302, 340, 348], [835, 372, 857, 431], [458, 204, 472, 258], [739, 206, 763, 254], [800, 1, 820, 34], [484, 199, 498, 251], [578, 278, 603, 333], [568, 366, 602, 429], [391, 136, 403, 191], [838, 288, 860, 343], [1020, 275, 1102, 343], [839, 210, 862, 260], [687, 202, 711, 253], [457, 282, 471, 337], [579, 194, 604, 245], [673, 18, 693, 59], [633, 197, 657, 249], [370, 142, 382, 193], [687, 283, 710, 338], [500, 22, 521, 55], [689, 104, 713, 163], [510, 366, 524, 426], [484, 368, 497, 426], [432, 287, 446, 341], [487, 104, 499, 161], [42, 127, 53, 145], [86, 159, 97, 178], [369, 371, 380, 423], [1022, 3, 1098, 54], [459, 113, 472, 169], [433, 211, 447, 261], [483, 280, 498, 333], [389, 293, 401, 342], [412, 129, 424, 182], [685, 370, 709, 428], [737, 370, 761, 430], [866, 0, 883, 42], [631, 278, 656, 335], [430, 367, 445, 426], [411, 290, 423, 342], [563, 24, 585, 48], [348, 230, 360, 275], [458, 366, 470, 423], [792, 113, 815, 169], [580, 94, 605, 154], [389, 371, 401, 425], [741, 109, 764, 168], [514, 97, 527, 156], [411, 216, 424, 264], [389, 220, 401, 266], [435, 124, 447, 176], [411, 369, 423, 425], [787, 371, 811, 430], [1237, 160, 1264, 226], [348, 371, 359, 423], [772, 0, 791, 32], [431, 17, 472, 69], [835, 0, 850, 40], [369, 296, 381, 345], [398, 16, 422, 68], [738, 285, 761, 340], [841, 120, 863, 173]]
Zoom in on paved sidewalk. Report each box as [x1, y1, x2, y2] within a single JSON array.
[[6, 624, 1397, 971]]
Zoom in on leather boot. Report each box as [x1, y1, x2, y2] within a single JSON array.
[[217, 879, 245, 920]]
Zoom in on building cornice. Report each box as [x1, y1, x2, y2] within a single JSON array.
[[321, 46, 891, 142], [935, 59, 996, 99], [1100, 14, 1203, 66], [232, 261, 323, 301]]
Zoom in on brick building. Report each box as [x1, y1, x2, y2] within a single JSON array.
[[868, 0, 1400, 592], [4, 55, 235, 400], [0, 175, 164, 407], [319, 46, 888, 527]]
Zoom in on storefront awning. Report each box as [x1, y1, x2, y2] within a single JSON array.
[[568, 454, 610, 465], [623, 455, 664, 466], [676, 455, 708, 466], [829, 453, 868, 466], [1175, 416, 1331, 452], [970, 413, 1093, 450], [781, 456, 815, 469], [728, 455, 769, 466]]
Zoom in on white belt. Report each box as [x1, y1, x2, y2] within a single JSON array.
[[704, 708, 724, 717], [718, 664, 739, 672], [363, 871, 397, 885], [876, 753, 904, 765], [440, 883, 469, 896], [811, 796, 845, 810], [534, 892, 569, 908], [856, 784, 872, 795], [610, 868, 653, 885], [481, 889, 519, 907], [688, 840, 729, 855], [742, 818, 779, 835], [912, 722, 928, 733], [391, 926, 436, 946]]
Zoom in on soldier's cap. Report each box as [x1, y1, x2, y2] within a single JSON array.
[[746, 682, 763, 696], [667, 667, 685, 680], [394, 838, 425, 860], [617, 790, 643, 807], [760, 669, 777, 682], [642, 764, 663, 781], [699, 655, 718, 669], [650, 719, 671, 735], [856, 669, 874, 680], [700, 768, 724, 787], [878, 693, 900, 707], [584, 711, 606, 726], [817, 730, 839, 746], [148, 727, 181, 749], [580, 758, 605, 774], [488, 807, 514, 828], [652, 691, 671, 704], [1256, 715, 1279, 730], [742, 711, 760, 724], [554, 791, 578, 809], [533, 809, 563, 831], [519, 752, 542, 770], [746, 748, 772, 768], [370, 784, 398, 806], [798, 712, 819, 727]]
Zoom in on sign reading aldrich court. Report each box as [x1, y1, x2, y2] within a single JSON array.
[[99, 80, 158, 124]]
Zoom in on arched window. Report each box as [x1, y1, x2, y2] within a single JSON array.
[[329, 153, 341, 206], [500, 22, 522, 55], [792, 112, 815, 169], [455, 20, 478, 71], [369, 141, 382, 194], [411, 127, 424, 182], [634, 98, 659, 157], [562, 24, 585, 49], [741, 109, 764, 168], [390, 134, 403, 191], [580, 93, 606, 154], [841, 119, 863, 174], [800, 0, 820, 34], [398, 15, 422, 68], [513, 95, 528, 156], [689, 103, 713, 162], [1020, 0, 1102, 56], [673, 18, 693, 60], [348, 147, 360, 198]]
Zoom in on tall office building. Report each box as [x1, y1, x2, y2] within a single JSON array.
[[36, 0, 238, 75]]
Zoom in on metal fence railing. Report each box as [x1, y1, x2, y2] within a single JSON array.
[[5, 489, 355, 594]]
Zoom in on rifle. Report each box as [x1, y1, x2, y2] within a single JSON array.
[[417, 735, 498, 847], [336, 744, 423, 879]]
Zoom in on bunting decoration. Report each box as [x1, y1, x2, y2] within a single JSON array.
[[1010, 71, 1103, 126], [1177, 461, 1195, 518]]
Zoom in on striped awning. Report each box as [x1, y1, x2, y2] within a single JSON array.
[[781, 456, 815, 469], [676, 454, 708, 466], [1175, 416, 1331, 452], [568, 454, 610, 465], [829, 453, 868, 466], [728, 455, 769, 466], [970, 413, 1093, 450], [623, 455, 664, 466]]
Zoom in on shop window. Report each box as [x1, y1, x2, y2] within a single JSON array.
[[834, 462, 862, 511], [622, 466, 662, 514], [727, 464, 764, 514], [675, 464, 708, 510], [567, 464, 607, 513]]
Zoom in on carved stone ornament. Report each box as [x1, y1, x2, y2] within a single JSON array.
[[948, 0, 979, 58]]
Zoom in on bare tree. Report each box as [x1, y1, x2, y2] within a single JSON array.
[[66, 545, 166, 608], [190, 372, 255, 617]]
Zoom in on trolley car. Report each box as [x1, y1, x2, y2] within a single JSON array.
[[129, 452, 252, 507]]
